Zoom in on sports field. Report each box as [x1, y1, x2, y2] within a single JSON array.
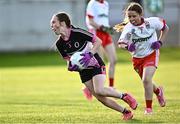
[[0, 48, 180, 123]]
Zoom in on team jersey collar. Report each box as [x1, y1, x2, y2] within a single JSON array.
[[135, 18, 144, 26], [61, 26, 72, 41], [97, 0, 104, 4]]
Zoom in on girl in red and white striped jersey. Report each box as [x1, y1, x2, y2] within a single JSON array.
[[116, 2, 169, 114]]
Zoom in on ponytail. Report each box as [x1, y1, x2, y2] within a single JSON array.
[[114, 15, 129, 32], [114, 2, 143, 32]]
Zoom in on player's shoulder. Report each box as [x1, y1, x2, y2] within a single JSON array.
[[145, 17, 165, 27], [123, 22, 134, 31], [88, 0, 96, 6], [88, 0, 108, 6], [104, 1, 109, 5], [71, 26, 93, 37], [145, 17, 162, 23]]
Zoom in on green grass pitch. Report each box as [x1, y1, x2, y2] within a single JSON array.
[[0, 48, 180, 123]]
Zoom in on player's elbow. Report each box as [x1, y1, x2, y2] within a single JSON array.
[[165, 25, 169, 32], [162, 24, 169, 32]]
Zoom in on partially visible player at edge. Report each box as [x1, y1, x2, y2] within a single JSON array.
[[115, 2, 169, 114], [83, 0, 117, 100], [50, 12, 138, 120]]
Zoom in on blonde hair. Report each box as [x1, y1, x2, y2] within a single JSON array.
[[114, 2, 143, 32], [113, 15, 129, 32]]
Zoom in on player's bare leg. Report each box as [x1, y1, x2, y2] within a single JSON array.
[[104, 43, 117, 87], [142, 66, 156, 114], [82, 46, 104, 101], [90, 74, 137, 109], [92, 74, 123, 98], [97, 46, 105, 60], [85, 79, 133, 120], [153, 81, 166, 107]]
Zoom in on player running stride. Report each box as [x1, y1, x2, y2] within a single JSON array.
[[50, 12, 137, 120], [115, 2, 169, 115], [85, 0, 117, 87], [82, 0, 118, 101]]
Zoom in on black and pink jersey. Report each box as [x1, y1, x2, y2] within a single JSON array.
[[55, 25, 105, 80], [56, 25, 96, 60]]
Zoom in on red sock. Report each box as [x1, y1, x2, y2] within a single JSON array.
[[154, 88, 160, 95], [109, 78, 114, 87], [146, 100, 152, 108]]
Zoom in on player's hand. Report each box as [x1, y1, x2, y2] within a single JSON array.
[[118, 42, 128, 49], [68, 61, 79, 72], [151, 40, 162, 50], [79, 52, 94, 68], [87, 57, 100, 68], [127, 43, 136, 52]]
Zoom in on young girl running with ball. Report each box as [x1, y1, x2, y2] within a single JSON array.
[[50, 12, 138, 120]]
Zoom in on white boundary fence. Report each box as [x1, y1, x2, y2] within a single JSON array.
[[0, 0, 179, 51], [0, 0, 86, 51]]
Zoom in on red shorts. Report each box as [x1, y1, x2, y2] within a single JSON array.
[[88, 29, 112, 47], [96, 30, 112, 47], [132, 50, 160, 78]]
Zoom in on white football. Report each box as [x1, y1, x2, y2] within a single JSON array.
[[70, 52, 84, 70]]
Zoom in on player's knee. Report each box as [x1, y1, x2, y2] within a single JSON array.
[[142, 77, 152, 86], [94, 88, 104, 96], [109, 58, 117, 66], [113, 59, 117, 65]]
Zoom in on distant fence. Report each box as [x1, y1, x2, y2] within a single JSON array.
[[144, 0, 180, 46], [111, 0, 180, 47], [0, 0, 179, 52], [0, 0, 86, 51]]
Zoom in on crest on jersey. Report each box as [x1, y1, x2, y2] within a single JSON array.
[[145, 21, 150, 29], [126, 33, 132, 41], [131, 29, 135, 34], [138, 26, 144, 33]]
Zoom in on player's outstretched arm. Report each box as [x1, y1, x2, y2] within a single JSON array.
[[159, 24, 169, 44], [117, 40, 136, 52]]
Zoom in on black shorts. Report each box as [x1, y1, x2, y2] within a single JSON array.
[[78, 53, 106, 83]]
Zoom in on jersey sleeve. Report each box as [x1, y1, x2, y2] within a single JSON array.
[[56, 41, 70, 60], [149, 17, 166, 31], [78, 28, 95, 43], [86, 1, 95, 18], [119, 24, 132, 43]]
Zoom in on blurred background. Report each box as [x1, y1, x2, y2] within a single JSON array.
[[0, 0, 180, 52]]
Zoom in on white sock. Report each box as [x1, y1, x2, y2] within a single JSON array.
[[119, 93, 123, 99]]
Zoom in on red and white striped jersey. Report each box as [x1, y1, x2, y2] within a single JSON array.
[[86, 0, 110, 30], [119, 17, 166, 58]]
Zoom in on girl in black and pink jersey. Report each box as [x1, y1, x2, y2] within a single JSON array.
[[50, 12, 138, 120]]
